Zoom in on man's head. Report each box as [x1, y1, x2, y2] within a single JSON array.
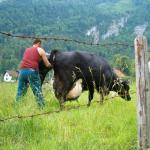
[[33, 39, 42, 47]]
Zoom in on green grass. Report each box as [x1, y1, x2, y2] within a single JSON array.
[[0, 82, 137, 150]]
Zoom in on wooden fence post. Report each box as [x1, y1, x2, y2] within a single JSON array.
[[135, 36, 150, 149]]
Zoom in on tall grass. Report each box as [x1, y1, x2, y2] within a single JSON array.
[[0, 82, 137, 150]]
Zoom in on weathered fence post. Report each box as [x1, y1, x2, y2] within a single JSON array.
[[134, 36, 150, 149]]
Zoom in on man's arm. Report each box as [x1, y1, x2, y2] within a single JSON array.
[[38, 48, 51, 68]]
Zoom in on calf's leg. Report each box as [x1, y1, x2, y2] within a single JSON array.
[[100, 90, 104, 104], [87, 84, 94, 106]]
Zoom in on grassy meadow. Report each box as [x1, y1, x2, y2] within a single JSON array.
[[0, 82, 137, 150]]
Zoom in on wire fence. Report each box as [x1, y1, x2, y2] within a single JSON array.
[[0, 91, 136, 123], [0, 31, 136, 123], [0, 31, 134, 48]]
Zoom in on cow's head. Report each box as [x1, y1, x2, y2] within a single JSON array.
[[112, 79, 131, 101]]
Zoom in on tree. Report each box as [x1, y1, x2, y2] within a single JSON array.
[[113, 54, 131, 75]]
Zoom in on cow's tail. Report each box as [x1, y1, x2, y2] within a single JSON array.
[[49, 49, 59, 64]]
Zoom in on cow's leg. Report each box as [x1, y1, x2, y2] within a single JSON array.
[[60, 80, 75, 108], [59, 96, 65, 110], [100, 87, 110, 104], [53, 71, 78, 109], [60, 86, 74, 110], [53, 76, 66, 109], [54, 79, 74, 109], [87, 84, 94, 106], [54, 87, 66, 110], [100, 90, 104, 104]]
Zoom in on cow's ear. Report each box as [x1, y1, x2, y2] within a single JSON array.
[[127, 79, 130, 84], [116, 78, 122, 85], [120, 80, 130, 88], [116, 78, 120, 82], [112, 80, 119, 89]]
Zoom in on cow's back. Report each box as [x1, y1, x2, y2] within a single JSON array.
[[50, 50, 116, 91], [74, 53, 116, 90]]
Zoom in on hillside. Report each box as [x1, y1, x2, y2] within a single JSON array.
[[0, 0, 149, 73]]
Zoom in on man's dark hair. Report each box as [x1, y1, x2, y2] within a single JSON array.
[[33, 39, 42, 45]]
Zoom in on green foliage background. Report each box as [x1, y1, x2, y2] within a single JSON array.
[[0, 0, 149, 75], [0, 1, 142, 148]]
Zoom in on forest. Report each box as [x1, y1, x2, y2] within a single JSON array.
[[0, 0, 150, 76]]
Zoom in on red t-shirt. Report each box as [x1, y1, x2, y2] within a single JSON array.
[[20, 47, 41, 70]]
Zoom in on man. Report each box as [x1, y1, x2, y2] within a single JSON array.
[[16, 39, 51, 108]]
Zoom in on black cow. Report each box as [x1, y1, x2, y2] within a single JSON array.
[[39, 50, 131, 108]]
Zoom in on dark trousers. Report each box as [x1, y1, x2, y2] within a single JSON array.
[[16, 69, 45, 107]]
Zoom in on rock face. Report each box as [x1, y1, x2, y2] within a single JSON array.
[[86, 15, 130, 41], [102, 16, 129, 40], [86, 26, 99, 44], [134, 23, 148, 36]]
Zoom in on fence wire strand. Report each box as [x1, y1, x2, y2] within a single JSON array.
[[0, 31, 134, 47], [0, 91, 136, 123], [0, 31, 136, 123]]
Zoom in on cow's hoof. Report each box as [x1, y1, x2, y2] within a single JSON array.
[[87, 103, 91, 107], [100, 101, 104, 105], [60, 105, 65, 110]]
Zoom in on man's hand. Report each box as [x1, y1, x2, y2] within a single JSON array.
[[47, 62, 52, 69]]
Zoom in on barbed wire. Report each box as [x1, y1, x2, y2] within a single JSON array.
[[0, 91, 136, 123], [0, 31, 134, 47], [0, 31, 136, 122]]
